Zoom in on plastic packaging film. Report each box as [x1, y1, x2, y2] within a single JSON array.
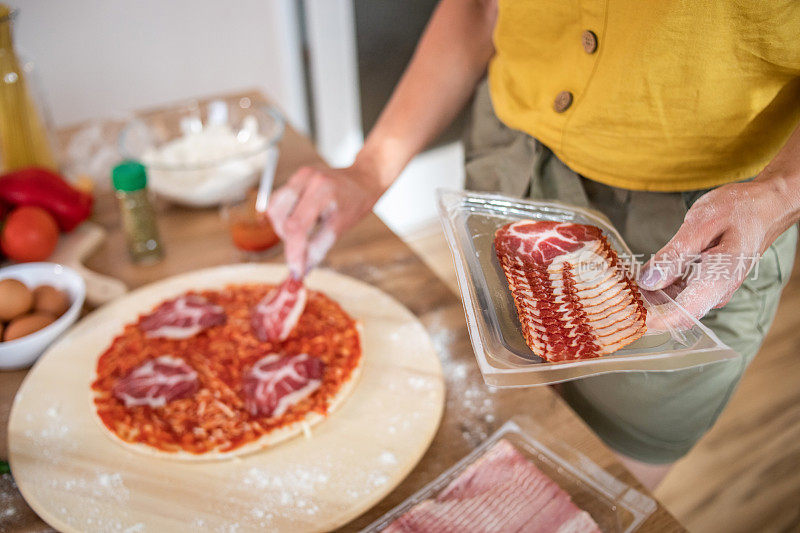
[[436, 189, 738, 388], [364, 417, 657, 533]]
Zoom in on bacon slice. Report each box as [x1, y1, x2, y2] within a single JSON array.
[[112, 355, 199, 408], [251, 277, 307, 342], [384, 439, 601, 533], [242, 353, 325, 418], [139, 295, 226, 339], [495, 220, 646, 362]]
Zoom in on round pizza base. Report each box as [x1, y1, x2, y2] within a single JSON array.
[[9, 264, 445, 532]]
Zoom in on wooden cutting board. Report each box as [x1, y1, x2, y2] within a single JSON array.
[[7, 264, 445, 532]]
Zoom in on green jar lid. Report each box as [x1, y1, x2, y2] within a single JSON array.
[[112, 161, 147, 192]]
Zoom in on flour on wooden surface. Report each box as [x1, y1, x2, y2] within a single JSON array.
[[425, 311, 500, 446], [0, 474, 28, 530]]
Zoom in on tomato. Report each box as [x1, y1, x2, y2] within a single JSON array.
[[0, 200, 7, 259], [229, 217, 280, 252], [1, 206, 60, 262]]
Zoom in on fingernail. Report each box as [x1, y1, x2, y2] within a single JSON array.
[[639, 267, 662, 289]]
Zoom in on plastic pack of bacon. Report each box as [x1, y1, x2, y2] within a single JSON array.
[[364, 416, 657, 533], [437, 190, 739, 388]]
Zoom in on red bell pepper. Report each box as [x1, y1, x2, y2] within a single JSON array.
[[0, 167, 93, 232]]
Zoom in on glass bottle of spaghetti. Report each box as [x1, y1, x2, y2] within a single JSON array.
[[0, 4, 57, 171], [112, 161, 164, 264]]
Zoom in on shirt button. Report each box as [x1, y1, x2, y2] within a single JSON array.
[[553, 91, 573, 113], [582, 30, 598, 54]]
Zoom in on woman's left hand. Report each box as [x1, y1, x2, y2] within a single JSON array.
[[638, 176, 799, 319]]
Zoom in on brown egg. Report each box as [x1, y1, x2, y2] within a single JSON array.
[[33, 285, 71, 317], [0, 278, 33, 321], [4, 313, 55, 341]]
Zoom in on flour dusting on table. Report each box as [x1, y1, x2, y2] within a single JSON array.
[[0, 473, 29, 531], [425, 310, 500, 446]]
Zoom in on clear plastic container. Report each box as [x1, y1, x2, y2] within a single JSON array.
[[437, 189, 738, 387], [364, 417, 658, 533]]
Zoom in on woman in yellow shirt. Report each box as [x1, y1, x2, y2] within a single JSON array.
[[267, 1, 800, 487]]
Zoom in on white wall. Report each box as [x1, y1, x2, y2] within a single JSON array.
[[8, 0, 308, 131], [303, 0, 363, 167]]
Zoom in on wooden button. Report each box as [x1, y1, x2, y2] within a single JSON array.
[[553, 91, 573, 113], [582, 30, 598, 54]]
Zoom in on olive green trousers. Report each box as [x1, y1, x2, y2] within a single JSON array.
[[465, 82, 798, 463]]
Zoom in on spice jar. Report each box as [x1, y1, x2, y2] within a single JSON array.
[[112, 161, 164, 264]]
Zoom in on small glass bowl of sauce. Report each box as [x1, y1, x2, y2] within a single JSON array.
[[221, 193, 281, 259]]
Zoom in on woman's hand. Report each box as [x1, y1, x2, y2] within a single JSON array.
[[638, 176, 799, 319], [267, 162, 384, 278]]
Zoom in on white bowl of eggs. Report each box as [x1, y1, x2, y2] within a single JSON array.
[[0, 263, 86, 370]]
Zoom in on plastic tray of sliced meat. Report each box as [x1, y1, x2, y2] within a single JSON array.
[[437, 189, 738, 387], [363, 417, 657, 533]]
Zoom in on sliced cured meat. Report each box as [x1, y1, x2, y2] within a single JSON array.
[[519, 290, 634, 324], [525, 490, 604, 532], [494, 220, 602, 264], [139, 295, 226, 339], [551, 280, 626, 306], [596, 323, 647, 352], [251, 277, 307, 342], [591, 310, 645, 338], [540, 324, 648, 362], [495, 220, 646, 362], [566, 292, 635, 322], [584, 303, 643, 331], [242, 353, 325, 418], [530, 307, 641, 342], [548, 266, 617, 291], [535, 304, 643, 338], [551, 271, 624, 296], [112, 355, 199, 408], [384, 439, 601, 533], [547, 245, 613, 274]]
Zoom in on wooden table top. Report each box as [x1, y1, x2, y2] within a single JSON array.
[[0, 91, 684, 532]]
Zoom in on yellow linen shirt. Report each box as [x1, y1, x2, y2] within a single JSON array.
[[488, 0, 800, 192]]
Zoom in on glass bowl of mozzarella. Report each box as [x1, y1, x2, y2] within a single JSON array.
[[119, 96, 284, 207]]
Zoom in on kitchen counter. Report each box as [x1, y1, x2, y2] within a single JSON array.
[[0, 91, 685, 532]]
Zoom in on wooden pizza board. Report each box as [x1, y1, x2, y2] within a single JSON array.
[[7, 264, 445, 532]]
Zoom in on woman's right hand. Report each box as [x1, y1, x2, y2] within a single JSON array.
[[266, 162, 384, 278]]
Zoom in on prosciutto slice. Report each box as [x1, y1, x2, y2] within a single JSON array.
[[112, 355, 199, 408], [384, 439, 601, 533], [251, 277, 307, 342], [139, 295, 226, 339], [495, 220, 646, 362], [242, 353, 325, 418]]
